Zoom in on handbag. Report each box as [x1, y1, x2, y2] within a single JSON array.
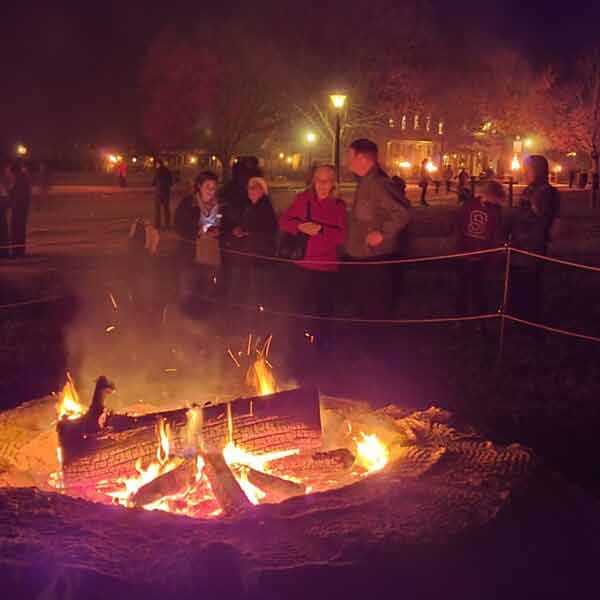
[[277, 195, 311, 260]]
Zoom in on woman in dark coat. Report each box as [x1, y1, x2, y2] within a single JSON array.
[[225, 177, 278, 312], [173, 171, 221, 311]]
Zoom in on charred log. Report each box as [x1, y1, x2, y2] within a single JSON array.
[[131, 458, 197, 507], [58, 387, 321, 499], [202, 452, 251, 515], [268, 448, 355, 478], [245, 468, 306, 501]]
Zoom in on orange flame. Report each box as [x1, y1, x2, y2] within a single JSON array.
[[355, 433, 389, 473], [57, 373, 86, 421], [247, 357, 277, 396]]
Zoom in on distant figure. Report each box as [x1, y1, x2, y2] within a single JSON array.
[[455, 180, 504, 332], [345, 139, 411, 318], [0, 163, 13, 258], [418, 158, 430, 206], [10, 162, 32, 258], [117, 160, 127, 187], [508, 155, 560, 323], [443, 165, 454, 193], [174, 171, 221, 311], [579, 170, 588, 189], [568, 168, 577, 189], [280, 165, 347, 347], [153, 159, 173, 230]]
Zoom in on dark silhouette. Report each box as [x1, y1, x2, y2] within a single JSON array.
[[9, 162, 32, 258], [152, 160, 173, 230]]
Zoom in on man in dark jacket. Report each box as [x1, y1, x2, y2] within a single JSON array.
[[345, 139, 411, 318], [10, 162, 32, 258], [153, 160, 173, 230], [508, 155, 560, 323]]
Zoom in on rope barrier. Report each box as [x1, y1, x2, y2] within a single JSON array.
[[503, 314, 600, 343], [511, 247, 600, 273], [0, 295, 67, 311]]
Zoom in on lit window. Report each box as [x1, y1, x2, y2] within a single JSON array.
[[388, 118, 395, 128], [414, 114, 419, 129], [438, 121, 444, 135], [426, 115, 431, 132], [401, 115, 407, 130]]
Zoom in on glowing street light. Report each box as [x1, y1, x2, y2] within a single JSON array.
[[16, 144, 28, 156], [189, 156, 198, 165], [286, 156, 293, 165], [278, 152, 285, 160], [511, 155, 521, 171], [524, 138, 533, 149], [554, 164, 563, 173], [398, 161, 412, 169], [330, 93, 347, 183], [425, 161, 438, 173]]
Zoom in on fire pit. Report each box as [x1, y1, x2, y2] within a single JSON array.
[[1, 350, 598, 598]]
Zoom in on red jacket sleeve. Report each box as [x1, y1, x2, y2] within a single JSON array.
[[279, 193, 305, 234]]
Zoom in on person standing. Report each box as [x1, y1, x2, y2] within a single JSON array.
[[117, 159, 127, 187], [153, 160, 173, 230], [174, 171, 221, 312], [568, 168, 577, 189], [10, 162, 32, 258], [280, 165, 347, 348], [508, 155, 560, 323], [227, 176, 278, 313], [444, 164, 454, 193], [419, 158, 430, 206], [345, 139, 411, 318], [0, 163, 13, 259], [455, 180, 504, 331]]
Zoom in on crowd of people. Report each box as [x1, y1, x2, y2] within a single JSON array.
[[139, 139, 560, 348], [0, 162, 32, 259]]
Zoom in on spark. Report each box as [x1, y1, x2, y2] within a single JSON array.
[[227, 349, 241, 368], [164, 368, 177, 373], [105, 325, 116, 333], [247, 333, 252, 356], [108, 293, 118, 311]]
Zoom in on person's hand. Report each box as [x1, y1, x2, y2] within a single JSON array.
[[298, 221, 322, 237], [366, 230, 384, 248], [232, 226, 247, 238]]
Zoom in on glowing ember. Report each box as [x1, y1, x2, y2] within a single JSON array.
[[355, 433, 389, 473], [57, 373, 86, 421]]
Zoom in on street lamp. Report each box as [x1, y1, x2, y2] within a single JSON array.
[[16, 144, 28, 157], [329, 93, 347, 183], [306, 132, 317, 169]]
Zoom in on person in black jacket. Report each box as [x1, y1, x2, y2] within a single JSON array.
[[173, 171, 221, 313], [10, 162, 32, 258], [153, 160, 173, 230], [226, 177, 277, 313]]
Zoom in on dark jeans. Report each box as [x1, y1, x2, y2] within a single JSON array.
[[508, 265, 542, 323], [11, 206, 29, 257], [420, 183, 428, 205], [446, 180, 452, 193], [456, 259, 487, 317], [154, 194, 171, 229], [293, 267, 340, 345]]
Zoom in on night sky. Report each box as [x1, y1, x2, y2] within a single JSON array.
[[2, 0, 599, 151]]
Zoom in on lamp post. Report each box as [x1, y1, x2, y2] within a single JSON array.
[[306, 132, 316, 171], [329, 93, 347, 184]]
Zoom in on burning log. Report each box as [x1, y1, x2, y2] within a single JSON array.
[[58, 386, 321, 499], [131, 458, 197, 507], [202, 452, 251, 515], [268, 448, 355, 478], [245, 468, 306, 502]]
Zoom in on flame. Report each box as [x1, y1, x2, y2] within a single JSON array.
[[223, 441, 299, 505], [247, 357, 277, 396], [156, 419, 170, 464], [185, 407, 203, 454], [57, 373, 86, 421], [355, 433, 389, 473]]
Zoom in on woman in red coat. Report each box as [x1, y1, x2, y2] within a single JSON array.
[[279, 164, 347, 348]]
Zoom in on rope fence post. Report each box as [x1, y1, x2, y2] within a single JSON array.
[[497, 241, 512, 364]]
